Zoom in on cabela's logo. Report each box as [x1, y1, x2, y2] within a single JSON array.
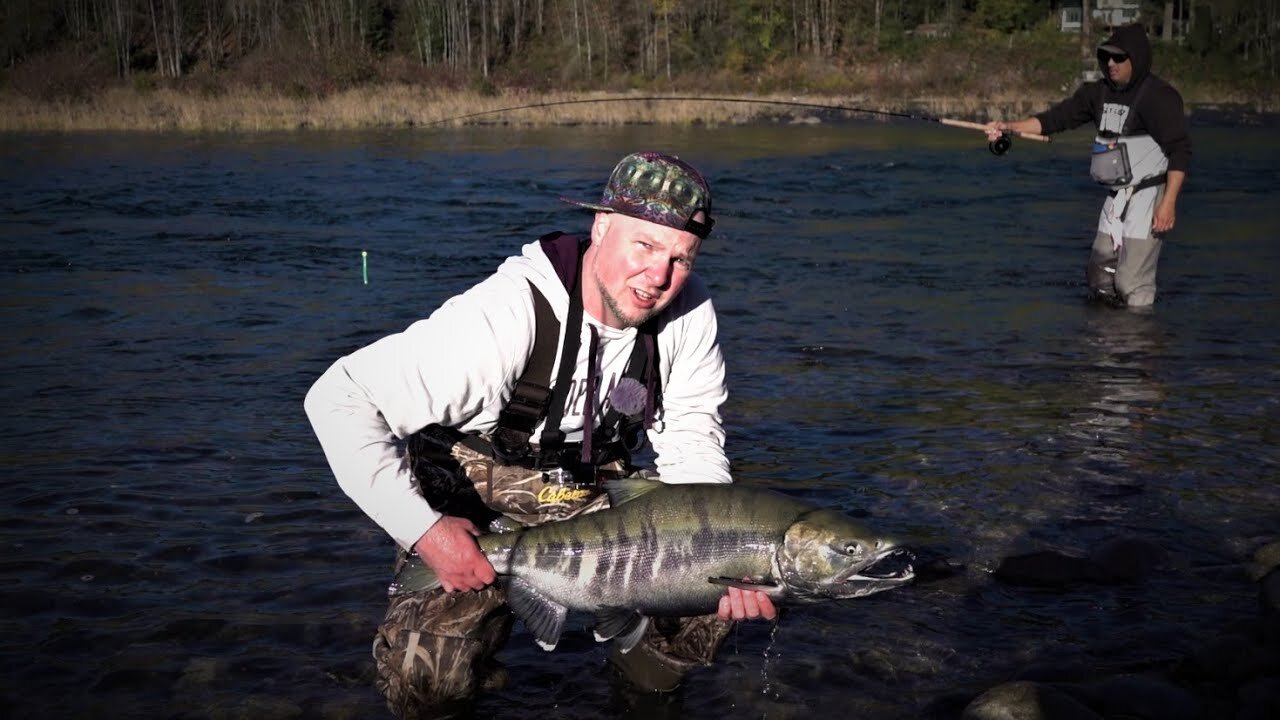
[[538, 485, 592, 504]]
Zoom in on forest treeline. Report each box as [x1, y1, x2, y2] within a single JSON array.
[[0, 0, 1276, 130], [3, 1, 1277, 89]]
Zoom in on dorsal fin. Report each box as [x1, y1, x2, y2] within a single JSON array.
[[601, 477, 664, 507]]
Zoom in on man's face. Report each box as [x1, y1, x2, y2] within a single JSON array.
[[584, 212, 702, 329], [1103, 53, 1133, 85]]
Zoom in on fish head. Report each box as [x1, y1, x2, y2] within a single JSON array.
[[778, 509, 915, 601]]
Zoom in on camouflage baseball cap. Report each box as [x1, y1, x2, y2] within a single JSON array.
[[563, 151, 714, 239]]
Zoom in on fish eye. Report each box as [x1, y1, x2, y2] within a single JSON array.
[[844, 542, 863, 555]]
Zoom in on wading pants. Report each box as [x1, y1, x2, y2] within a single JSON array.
[[1087, 188, 1165, 308], [1088, 231, 1163, 308]]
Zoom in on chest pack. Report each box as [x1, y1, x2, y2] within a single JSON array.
[[1090, 79, 1166, 192], [484, 231, 661, 480]]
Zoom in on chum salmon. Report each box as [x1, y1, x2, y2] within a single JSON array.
[[390, 478, 914, 652]]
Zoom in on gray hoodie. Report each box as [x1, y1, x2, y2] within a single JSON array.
[[1035, 23, 1191, 175]]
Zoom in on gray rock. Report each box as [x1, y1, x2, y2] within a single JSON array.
[[1249, 541, 1280, 581], [961, 680, 1102, 720]]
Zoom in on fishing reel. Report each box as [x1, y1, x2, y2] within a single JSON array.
[[989, 132, 1013, 156]]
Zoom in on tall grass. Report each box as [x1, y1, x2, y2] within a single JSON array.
[[0, 83, 1080, 132]]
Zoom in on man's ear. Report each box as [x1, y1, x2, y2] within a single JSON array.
[[591, 212, 611, 243]]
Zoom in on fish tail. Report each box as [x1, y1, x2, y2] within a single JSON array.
[[388, 554, 442, 596]]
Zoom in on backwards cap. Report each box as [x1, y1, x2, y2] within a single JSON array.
[[562, 151, 714, 239]]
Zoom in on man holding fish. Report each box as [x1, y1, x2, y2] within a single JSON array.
[[306, 151, 779, 717]]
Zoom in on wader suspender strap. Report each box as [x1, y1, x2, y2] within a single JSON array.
[[1100, 79, 1172, 215], [1117, 78, 1149, 138], [537, 238, 586, 463], [1104, 78, 1166, 215], [488, 282, 559, 464]]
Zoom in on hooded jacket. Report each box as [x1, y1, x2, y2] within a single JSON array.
[[1035, 24, 1191, 175], [305, 237, 730, 550]]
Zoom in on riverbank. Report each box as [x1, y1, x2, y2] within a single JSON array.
[[0, 85, 1055, 133], [6, 7, 1277, 136], [4, 27, 1276, 134], [1, 84, 1273, 134]]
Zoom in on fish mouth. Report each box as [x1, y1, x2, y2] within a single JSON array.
[[834, 548, 916, 595]]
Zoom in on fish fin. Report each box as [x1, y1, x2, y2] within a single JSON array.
[[592, 606, 649, 652], [613, 616, 650, 655], [506, 578, 568, 652], [707, 576, 782, 591], [601, 477, 664, 507], [388, 554, 442, 596]]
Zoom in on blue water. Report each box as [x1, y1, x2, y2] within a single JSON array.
[[1, 119, 1277, 719]]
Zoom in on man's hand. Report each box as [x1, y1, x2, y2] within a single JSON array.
[[412, 516, 496, 592], [984, 118, 1043, 142], [717, 585, 778, 622], [1153, 197, 1177, 234]]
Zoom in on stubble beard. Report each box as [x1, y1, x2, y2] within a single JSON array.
[[596, 269, 657, 329]]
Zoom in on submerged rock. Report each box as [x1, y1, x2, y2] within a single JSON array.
[[992, 550, 1104, 589], [1249, 541, 1280, 581], [992, 537, 1168, 590], [1086, 537, 1167, 583], [960, 680, 1101, 720], [1087, 673, 1202, 720], [952, 535, 1280, 720]]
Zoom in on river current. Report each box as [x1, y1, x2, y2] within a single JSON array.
[[1, 118, 1276, 719]]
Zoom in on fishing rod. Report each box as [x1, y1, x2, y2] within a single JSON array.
[[429, 95, 1050, 155]]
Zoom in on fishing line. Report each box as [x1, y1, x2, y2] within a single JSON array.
[[428, 95, 1050, 155]]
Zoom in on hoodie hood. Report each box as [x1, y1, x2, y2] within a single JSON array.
[[1099, 24, 1152, 91]]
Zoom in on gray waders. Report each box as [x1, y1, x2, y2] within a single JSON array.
[[1087, 182, 1166, 308], [1088, 229, 1163, 308]]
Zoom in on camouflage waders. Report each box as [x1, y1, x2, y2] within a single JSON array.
[[372, 426, 732, 719]]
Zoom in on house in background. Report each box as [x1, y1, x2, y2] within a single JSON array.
[[1060, 1, 1143, 32]]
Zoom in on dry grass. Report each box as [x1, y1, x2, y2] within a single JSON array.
[[0, 83, 1075, 133]]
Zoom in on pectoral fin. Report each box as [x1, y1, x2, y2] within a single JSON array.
[[505, 578, 568, 652], [707, 576, 782, 592], [593, 606, 650, 654]]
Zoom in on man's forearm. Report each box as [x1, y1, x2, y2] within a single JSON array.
[[1163, 169, 1186, 206]]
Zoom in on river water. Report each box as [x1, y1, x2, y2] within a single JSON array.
[[1, 119, 1277, 719]]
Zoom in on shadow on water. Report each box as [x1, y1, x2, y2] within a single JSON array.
[[0, 123, 1277, 719]]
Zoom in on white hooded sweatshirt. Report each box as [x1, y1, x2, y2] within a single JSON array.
[[305, 237, 730, 550]]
